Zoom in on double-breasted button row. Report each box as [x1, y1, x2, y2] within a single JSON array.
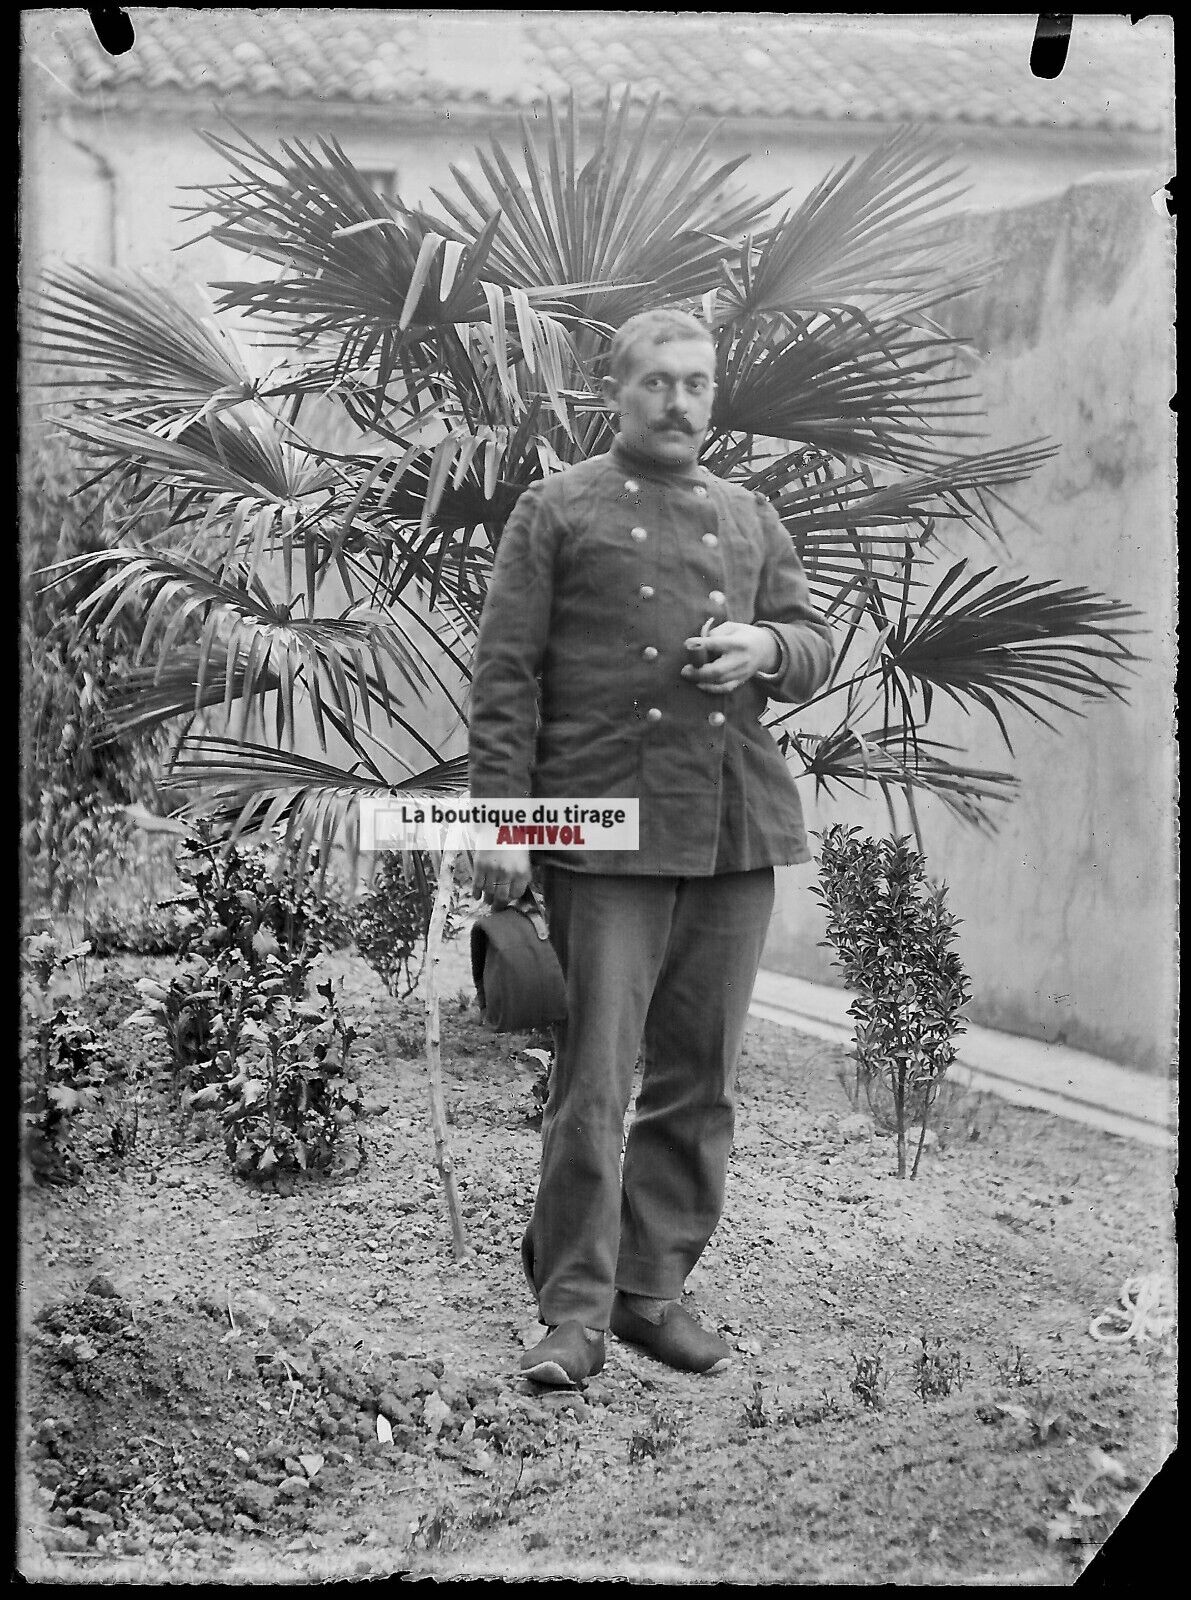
[[642, 708, 727, 726], [625, 475, 708, 498]]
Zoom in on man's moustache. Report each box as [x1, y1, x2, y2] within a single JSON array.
[[654, 420, 694, 434]]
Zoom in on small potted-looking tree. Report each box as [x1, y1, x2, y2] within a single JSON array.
[[814, 825, 972, 1178]]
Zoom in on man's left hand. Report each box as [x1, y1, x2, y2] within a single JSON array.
[[680, 622, 779, 694]]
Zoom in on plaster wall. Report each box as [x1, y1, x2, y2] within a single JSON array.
[[765, 177, 1176, 1075], [21, 82, 1168, 286]]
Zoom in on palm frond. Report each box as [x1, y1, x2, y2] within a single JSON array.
[[790, 440, 1060, 539], [55, 409, 337, 508], [737, 440, 1060, 599], [713, 125, 988, 327], [30, 264, 257, 420], [185, 126, 596, 404], [62, 547, 439, 756], [789, 723, 1019, 832], [170, 740, 468, 877], [712, 312, 982, 468], [97, 647, 278, 742], [876, 558, 1144, 749], [419, 90, 777, 339]]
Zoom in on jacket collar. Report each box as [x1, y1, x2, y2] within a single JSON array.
[[610, 437, 708, 488]]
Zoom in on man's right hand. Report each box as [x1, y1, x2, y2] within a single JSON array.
[[471, 847, 533, 910]]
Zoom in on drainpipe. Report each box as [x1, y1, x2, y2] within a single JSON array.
[[57, 114, 120, 266]]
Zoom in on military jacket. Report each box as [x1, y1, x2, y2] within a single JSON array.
[[467, 441, 834, 875]]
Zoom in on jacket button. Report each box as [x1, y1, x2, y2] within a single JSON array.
[[702, 532, 719, 548], [708, 711, 725, 727], [646, 707, 663, 723], [638, 585, 655, 600], [642, 646, 658, 661], [708, 589, 725, 606], [624, 479, 640, 493], [630, 525, 648, 542]]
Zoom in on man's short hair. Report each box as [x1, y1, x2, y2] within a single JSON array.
[[608, 308, 716, 382]]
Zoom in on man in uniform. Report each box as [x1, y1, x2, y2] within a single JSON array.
[[469, 308, 834, 1386]]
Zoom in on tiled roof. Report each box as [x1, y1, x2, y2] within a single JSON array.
[[23, 9, 1172, 135]]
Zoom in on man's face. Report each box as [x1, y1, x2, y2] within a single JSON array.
[[604, 337, 716, 468]]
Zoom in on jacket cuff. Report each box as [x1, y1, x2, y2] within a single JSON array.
[[754, 624, 789, 682]]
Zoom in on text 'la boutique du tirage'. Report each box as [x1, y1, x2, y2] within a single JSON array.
[[358, 797, 640, 852]]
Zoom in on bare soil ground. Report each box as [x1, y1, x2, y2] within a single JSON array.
[[17, 941, 1177, 1585]]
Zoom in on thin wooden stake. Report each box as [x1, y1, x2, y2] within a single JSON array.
[[423, 848, 469, 1261]]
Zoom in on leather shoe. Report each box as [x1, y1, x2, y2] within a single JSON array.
[[610, 1295, 731, 1374], [520, 1321, 605, 1388]]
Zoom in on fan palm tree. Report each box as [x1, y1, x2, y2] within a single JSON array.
[[28, 94, 1139, 871]]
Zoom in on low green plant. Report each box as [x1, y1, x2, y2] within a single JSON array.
[[743, 1381, 793, 1430], [742, 1381, 770, 1429], [910, 1335, 970, 1401], [992, 1344, 1040, 1389], [850, 1348, 889, 1411], [627, 1401, 682, 1463], [996, 1389, 1071, 1446], [788, 1390, 843, 1428], [813, 826, 972, 1178]]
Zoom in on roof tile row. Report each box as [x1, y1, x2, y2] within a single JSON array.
[[23, 9, 1172, 134]]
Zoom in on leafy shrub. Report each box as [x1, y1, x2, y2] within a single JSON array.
[[20, 934, 109, 1183], [21, 433, 169, 920], [130, 827, 365, 1178], [173, 825, 343, 987], [814, 826, 972, 1178], [192, 977, 360, 1180], [353, 852, 456, 998]]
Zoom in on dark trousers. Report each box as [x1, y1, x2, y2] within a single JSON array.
[[524, 865, 775, 1329]]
